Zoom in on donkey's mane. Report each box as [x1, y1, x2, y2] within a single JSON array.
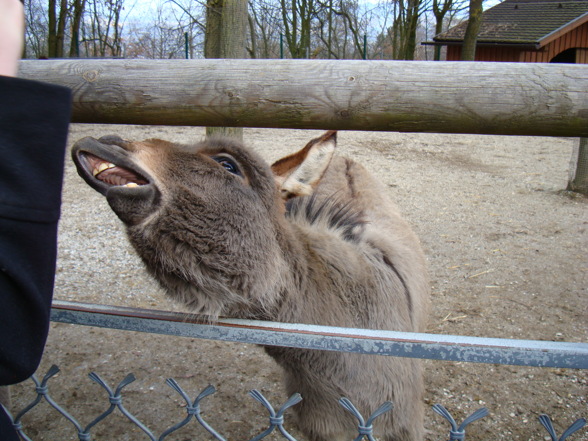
[[285, 193, 365, 242]]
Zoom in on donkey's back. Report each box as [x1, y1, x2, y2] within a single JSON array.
[[271, 133, 430, 440]]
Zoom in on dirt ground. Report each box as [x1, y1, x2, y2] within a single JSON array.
[[7, 125, 587, 441]]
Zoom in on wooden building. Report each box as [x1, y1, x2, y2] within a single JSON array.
[[427, 0, 588, 63]]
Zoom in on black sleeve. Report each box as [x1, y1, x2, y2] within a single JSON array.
[[0, 75, 71, 385]]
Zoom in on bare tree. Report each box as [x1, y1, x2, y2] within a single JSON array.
[[81, 0, 124, 57], [392, 0, 423, 60], [48, 0, 68, 57], [319, 0, 368, 59], [26, 0, 484, 61], [460, 0, 482, 60], [246, 0, 470, 61], [281, 0, 316, 58], [24, 0, 49, 58], [69, 0, 86, 57], [24, 0, 87, 59], [368, 1, 396, 59], [122, 0, 205, 59], [431, 0, 453, 60], [248, 0, 282, 58], [166, 0, 207, 57], [126, 22, 183, 58], [365, 0, 424, 60]]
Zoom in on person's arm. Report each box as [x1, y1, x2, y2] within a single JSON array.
[[0, 0, 72, 384], [0, 0, 24, 77], [0, 4, 72, 441], [0, 76, 72, 384]]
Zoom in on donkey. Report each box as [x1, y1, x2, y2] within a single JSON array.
[[72, 131, 430, 441]]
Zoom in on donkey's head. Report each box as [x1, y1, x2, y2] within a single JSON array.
[[72, 131, 337, 317]]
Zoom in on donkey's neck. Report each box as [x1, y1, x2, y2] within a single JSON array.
[[265, 207, 368, 327]]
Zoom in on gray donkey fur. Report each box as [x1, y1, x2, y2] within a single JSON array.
[[72, 131, 430, 441]]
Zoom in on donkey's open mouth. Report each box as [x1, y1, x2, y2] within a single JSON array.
[[72, 136, 161, 225], [72, 136, 153, 195], [83, 152, 149, 188]]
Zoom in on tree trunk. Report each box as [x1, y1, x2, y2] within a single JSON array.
[[48, 0, 57, 57], [281, 0, 313, 59], [221, 0, 248, 58], [402, 0, 420, 60], [56, 0, 68, 57], [247, 13, 257, 58], [461, 0, 482, 61], [205, 0, 223, 58], [205, 0, 248, 140], [388, 0, 421, 60], [327, 0, 332, 59], [48, 0, 67, 58], [433, 18, 445, 60], [69, 0, 86, 58], [112, 0, 123, 57], [432, 0, 453, 61]]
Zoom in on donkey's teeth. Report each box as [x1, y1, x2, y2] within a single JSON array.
[[93, 162, 116, 176], [125, 182, 139, 188]]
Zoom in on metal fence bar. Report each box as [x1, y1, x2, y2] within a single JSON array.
[[50, 300, 588, 369]]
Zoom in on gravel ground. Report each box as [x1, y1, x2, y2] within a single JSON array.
[[7, 125, 588, 441]]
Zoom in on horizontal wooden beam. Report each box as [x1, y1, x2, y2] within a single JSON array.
[[18, 59, 588, 137]]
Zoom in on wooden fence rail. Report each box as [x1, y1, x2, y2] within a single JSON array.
[[18, 59, 588, 137]]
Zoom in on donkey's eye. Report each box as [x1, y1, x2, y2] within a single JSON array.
[[212, 156, 241, 176]]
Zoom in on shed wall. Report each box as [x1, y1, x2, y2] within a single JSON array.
[[443, 21, 588, 63]]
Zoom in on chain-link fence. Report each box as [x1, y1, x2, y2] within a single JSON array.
[[3, 301, 587, 440], [3, 364, 586, 441]]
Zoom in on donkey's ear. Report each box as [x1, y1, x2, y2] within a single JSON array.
[[271, 131, 336, 200]]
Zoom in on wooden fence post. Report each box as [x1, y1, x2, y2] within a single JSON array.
[[568, 138, 588, 194]]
